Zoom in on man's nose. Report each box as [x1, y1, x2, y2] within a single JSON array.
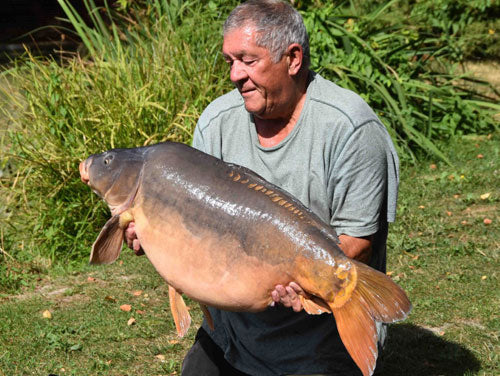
[[230, 60, 248, 83]]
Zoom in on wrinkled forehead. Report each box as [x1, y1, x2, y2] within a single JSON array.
[[222, 24, 270, 58]]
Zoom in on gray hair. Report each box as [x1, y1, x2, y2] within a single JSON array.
[[223, 0, 310, 68]]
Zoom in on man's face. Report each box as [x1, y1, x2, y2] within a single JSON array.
[[222, 25, 292, 119]]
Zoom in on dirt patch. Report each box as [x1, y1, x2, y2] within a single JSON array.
[[464, 61, 500, 91], [461, 61, 500, 104], [463, 205, 498, 216]]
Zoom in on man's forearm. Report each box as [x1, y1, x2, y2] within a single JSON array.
[[338, 234, 373, 264]]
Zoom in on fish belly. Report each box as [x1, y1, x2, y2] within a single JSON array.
[[133, 206, 293, 312]]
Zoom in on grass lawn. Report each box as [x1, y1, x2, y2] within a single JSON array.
[[0, 133, 498, 375]]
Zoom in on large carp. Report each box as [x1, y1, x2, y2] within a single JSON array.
[[79, 141, 411, 376]]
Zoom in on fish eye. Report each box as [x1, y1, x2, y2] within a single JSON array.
[[103, 154, 114, 165]]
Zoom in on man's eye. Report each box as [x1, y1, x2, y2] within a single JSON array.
[[243, 60, 255, 65]]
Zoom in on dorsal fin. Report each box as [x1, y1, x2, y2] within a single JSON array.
[[224, 163, 339, 244]]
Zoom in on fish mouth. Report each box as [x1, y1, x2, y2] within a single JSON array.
[[79, 159, 90, 185]]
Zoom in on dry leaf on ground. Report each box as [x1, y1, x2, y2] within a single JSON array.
[[120, 304, 132, 312]]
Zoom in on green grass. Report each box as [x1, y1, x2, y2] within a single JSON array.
[[1, 133, 498, 375]]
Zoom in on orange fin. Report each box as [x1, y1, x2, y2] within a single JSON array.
[[199, 303, 214, 330], [330, 261, 412, 376], [299, 295, 332, 315], [168, 285, 191, 337], [90, 215, 123, 265], [331, 296, 378, 376], [354, 262, 412, 323]]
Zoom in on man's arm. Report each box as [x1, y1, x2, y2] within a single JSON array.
[[338, 234, 372, 264]]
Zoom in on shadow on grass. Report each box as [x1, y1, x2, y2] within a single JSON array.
[[376, 323, 480, 376]]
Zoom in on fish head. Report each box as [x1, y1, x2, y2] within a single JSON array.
[[80, 147, 145, 215]]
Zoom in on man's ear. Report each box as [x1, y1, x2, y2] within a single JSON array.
[[286, 43, 304, 76]]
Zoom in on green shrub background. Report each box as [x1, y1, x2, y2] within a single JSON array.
[[0, 0, 498, 284]]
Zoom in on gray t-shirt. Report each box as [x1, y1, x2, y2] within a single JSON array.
[[191, 72, 399, 375]]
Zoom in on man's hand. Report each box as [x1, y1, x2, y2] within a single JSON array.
[[271, 282, 307, 312], [124, 222, 145, 256]]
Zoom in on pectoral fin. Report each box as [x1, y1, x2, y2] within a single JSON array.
[[168, 285, 192, 337], [90, 215, 124, 265], [199, 303, 214, 330], [299, 295, 332, 315]]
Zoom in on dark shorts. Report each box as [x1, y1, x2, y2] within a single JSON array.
[[181, 327, 250, 376], [181, 327, 342, 376]]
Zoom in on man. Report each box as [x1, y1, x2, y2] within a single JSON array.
[[127, 0, 399, 374]]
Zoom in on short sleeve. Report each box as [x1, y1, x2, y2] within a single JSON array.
[[191, 121, 207, 153], [328, 121, 399, 237]]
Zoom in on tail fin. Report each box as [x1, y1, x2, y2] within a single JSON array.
[[330, 262, 411, 376]]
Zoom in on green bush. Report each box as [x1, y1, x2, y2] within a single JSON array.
[[339, 0, 500, 61], [298, 0, 499, 160]]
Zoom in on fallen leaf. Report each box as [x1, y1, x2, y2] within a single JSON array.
[[481, 275, 487, 280], [480, 193, 491, 200], [105, 296, 116, 303], [446, 211, 452, 216], [87, 277, 96, 282], [429, 164, 437, 170], [155, 354, 166, 361], [136, 310, 146, 315], [439, 331, 445, 336], [119, 260, 124, 265], [42, 310, 52, 319], [127, 317, 136, 326], [386, 271, 394, 276], [477, 154, 484, 159], [120, 304, 132, 312], [409, 265, 415, 270], [418, 205, 425, 209], [483, 218, 492, 225], [132, 290, 143, 296], [412, 255, 419, 260], [453, 194, 460, 199], [169, 339, 179, 345], [461, 220, 468, 225]]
